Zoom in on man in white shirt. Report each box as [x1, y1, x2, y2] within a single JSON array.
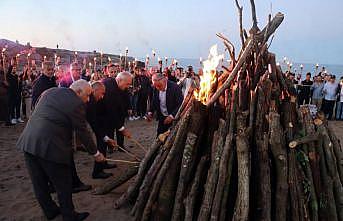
[[148, 73, 183, 135]]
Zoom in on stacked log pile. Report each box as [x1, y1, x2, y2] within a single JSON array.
[[106, 1, 343, 220]]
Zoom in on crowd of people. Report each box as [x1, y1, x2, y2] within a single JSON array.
[[0, 56, 198, 221], [285, 68, 343, 120], [0, 55, 342, 221]]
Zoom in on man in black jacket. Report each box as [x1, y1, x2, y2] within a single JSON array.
[[87, 81, 117, 179], [102, 72, 132, 148], [17, 80, 105, 221], [148, 73, 183, 135], [31, 61, 56, 108]]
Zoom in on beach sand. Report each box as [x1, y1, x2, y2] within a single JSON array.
[[0, 119, 342, 221], [0, 119, 156, 221]]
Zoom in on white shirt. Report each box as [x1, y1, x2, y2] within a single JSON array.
[[323, 82, 339, 101], [159, 84, 169, 117]]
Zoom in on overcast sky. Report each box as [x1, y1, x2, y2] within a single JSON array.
[[0, 0, 342, 65]]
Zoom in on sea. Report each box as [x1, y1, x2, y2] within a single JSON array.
[[146, 58, 343, 79]]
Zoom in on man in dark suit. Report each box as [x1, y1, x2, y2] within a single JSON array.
[[31, 61, 57, 108], [148, 73, 183, 135], [17, 80, 105, 221], [87, 81, 117, 179], [102, 72, 132, 148]]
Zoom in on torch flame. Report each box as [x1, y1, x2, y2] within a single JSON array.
[[194, 44, 224, 105]]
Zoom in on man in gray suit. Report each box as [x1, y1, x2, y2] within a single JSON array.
[[17, 80, 105, 221]]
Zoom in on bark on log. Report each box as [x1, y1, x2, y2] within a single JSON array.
[[184, 157, 208, 221], [198, 119, 227, 221], [114, 138, 162, 209], [316, 130, 338, 221], [233, 112, 250, 221], [171, 132, 198, 221], [326, 125, 343, 184], [131, 122, 181, 218], [268, 111, 288, 221], [140, 111, 191, 221], [255, 133, 271, 221], [92, 166, 138, 195], [317, 123, 342, 221], [211, 92, 237, 221]]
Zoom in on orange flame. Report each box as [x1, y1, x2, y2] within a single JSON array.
[[194, 44, 224, 104]]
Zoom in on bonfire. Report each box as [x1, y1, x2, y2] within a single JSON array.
[[94, 1, 343, 221]]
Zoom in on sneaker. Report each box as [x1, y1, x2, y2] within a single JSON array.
[[134, 116, 140, 120], [143, 116, 147, 120], [129, 117, 134, 121], [17, 118, 24, 123], [11, 119, 17, 124]]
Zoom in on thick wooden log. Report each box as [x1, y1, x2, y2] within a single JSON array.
[[317, 122, 342, 221], [256, 12, 284, 42], [268, 111, 288, 221], [184, 157, 208, 221], [316, 129, 338, 221], [131, 122, 181, 218], [326, 125, 343, 184], [92, 166, 138, 195], [171, 132, 198, 221], [233, 112, 250, 221], [297, 107, 319, 221], [255, 133, 271, 221], [211, 91, 237, 221], [198, 119, 227, 221], [288, 133, 320, 149], [114, 138, 162, 209], [140, 111, 191, 221]]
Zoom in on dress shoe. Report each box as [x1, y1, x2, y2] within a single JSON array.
[[92, 171, 112, 179], [72, 183, 92, 193], [73, 212, 90, 221], [103, 163, 117, 169]]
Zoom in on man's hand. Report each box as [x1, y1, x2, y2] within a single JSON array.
[[94, 153, 106, 162], [163, 116, 174, 125], [107, 139, 118, 151], [121, 128, 132, 138], [128, 109, 133, 116]]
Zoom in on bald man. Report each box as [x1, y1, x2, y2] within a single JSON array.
[[17, 80, 105, 221], [102, 72, 132, 149]]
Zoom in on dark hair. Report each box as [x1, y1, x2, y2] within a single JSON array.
[[306, 72, 311, 76], [331, 75, 336, 79]]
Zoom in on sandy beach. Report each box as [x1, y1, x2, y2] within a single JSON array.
[[0, 119, 342, 221], [0, 119, 156, 221]]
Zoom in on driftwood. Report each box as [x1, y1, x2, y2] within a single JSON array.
[[184, 156, 208, 221], [233, 112, 250, 221], [92, 166, 138, 195], [107, 2, 343, 221], [114, 139, 162, 208]]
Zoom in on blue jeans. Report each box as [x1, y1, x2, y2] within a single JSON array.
[[336, 102, 343, 120]]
